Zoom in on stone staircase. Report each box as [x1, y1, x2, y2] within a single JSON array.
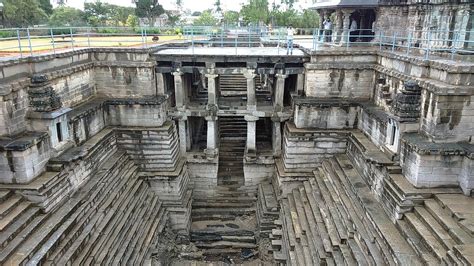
[[187, 116, 259, 262], [0, 151, 168, 264], [397, 194, 474, 264], [272, 154, 421, 265], [218, 74, 270, 102]]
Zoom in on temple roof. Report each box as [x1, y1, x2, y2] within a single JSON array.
[[310, 0, 379, 9]]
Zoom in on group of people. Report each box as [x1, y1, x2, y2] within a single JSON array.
[[322, 17, 359, 42]]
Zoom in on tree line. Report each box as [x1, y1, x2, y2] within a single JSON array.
[[0, 0, 319, 29]]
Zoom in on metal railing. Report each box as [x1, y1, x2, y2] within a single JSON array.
[[311, 28, 474, 60], [0, 26, 472, 61]]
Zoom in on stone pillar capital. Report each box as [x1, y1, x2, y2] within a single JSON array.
[[341, 9, 354, 16], [244, 115, 259, 122], [172, 70, 183, 76], [205, 73, 219, 79], [276, 73, 288, 80], [204, 115, 218, 121], [243, 69, 257, 79]]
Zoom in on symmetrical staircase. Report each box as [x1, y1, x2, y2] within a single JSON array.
[[0, 151, 168, 265], [272, 155, 421, 265], [187, 117, 259, 263], [397, 194, 474, 264]]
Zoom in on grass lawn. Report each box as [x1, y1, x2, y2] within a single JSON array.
[[0, 35, 183, 55]]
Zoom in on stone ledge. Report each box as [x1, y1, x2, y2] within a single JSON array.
[[401, 133, 472, 156], [0, 131, 49, 152], [375, 65, 473, 95]]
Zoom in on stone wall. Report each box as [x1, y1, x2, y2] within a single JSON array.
[[95, 63, 156, 97], [420, 93, 474, 142], [293, 101, 359, 129], [374, 4, 473, 50], [400, 134, 467, 189]]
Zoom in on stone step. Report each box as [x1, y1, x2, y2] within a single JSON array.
[[0, 206, 40, 249], [0, 195, 22, 218], [404, 212, 447, 262], [396, 219, 439, 265], [0, 202, 31, 232], [49, 165, 139, 264], [424, 199, 473, 245], [413, 206, 457, 250], [192, 201, 254, 209], [194, 241, 257, 250], [0, 191, 12, 203]]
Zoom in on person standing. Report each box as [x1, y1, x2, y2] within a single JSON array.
[[287, 26, 295, 55], [323, 18, 332, 42]]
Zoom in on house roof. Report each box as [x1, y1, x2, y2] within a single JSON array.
[[310, 0, 379, 9]]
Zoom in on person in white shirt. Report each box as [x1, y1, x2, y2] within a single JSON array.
[[323, 18, 332, 42], [287, 26, 295, 55], [350, 19, 358, 42]]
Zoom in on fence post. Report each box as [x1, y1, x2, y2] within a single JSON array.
[[50, 28, 56, 55], [141, 27, 145, 46], [70, 28, 74, 51], [26, 28, 33, 56], [425, 30, 431, 60], [191, 27, 194, 55], [450, 32, 458, 61], [144, 27, 148, 48], [17, 29, 23, 58], [87, 27, 91, 48], [391, 32, 396, 52], [221, 25, 224, 47], [346, 31, 350, 50], [406, 31, 411, 55], [379, 31, 382, 51], [235, 34, 237, 55], [248, 25, 251, 48]]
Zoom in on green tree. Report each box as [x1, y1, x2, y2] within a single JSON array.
[[223, 11, 239, 26], [57, 0, 67, 6], [126, 14, 139, 27], [3, 0, 48, 27], [49, 6, 85, 26], [240, 0, 269, 25], [84, 1, 109, 26], [39, 0, 53, 16], [134, 0, 165, 26], [167, 11, 181, 26], [111, 6, 135, 26], [193, 10, 218, 26]]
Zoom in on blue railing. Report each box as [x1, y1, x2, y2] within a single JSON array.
[[0, 26, 472, 61]]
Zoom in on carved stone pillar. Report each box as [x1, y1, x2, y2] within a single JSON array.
[[340, 9, 353, 46], [173, 70, 185, 108], [272, 120, 282, 157], [296, 73, 305, 95], [334, 10, 343, 43], [156, 72, 166, 95], [204, 115, 218, 158], [274, 73, 287, 110], [205, 72, 219, 106], [245, 115, 259, 153], [178, 118, 188, 155], [244, 69, 257, 111]]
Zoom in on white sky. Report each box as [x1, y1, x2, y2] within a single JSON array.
[[55, 0, 312, 12]]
